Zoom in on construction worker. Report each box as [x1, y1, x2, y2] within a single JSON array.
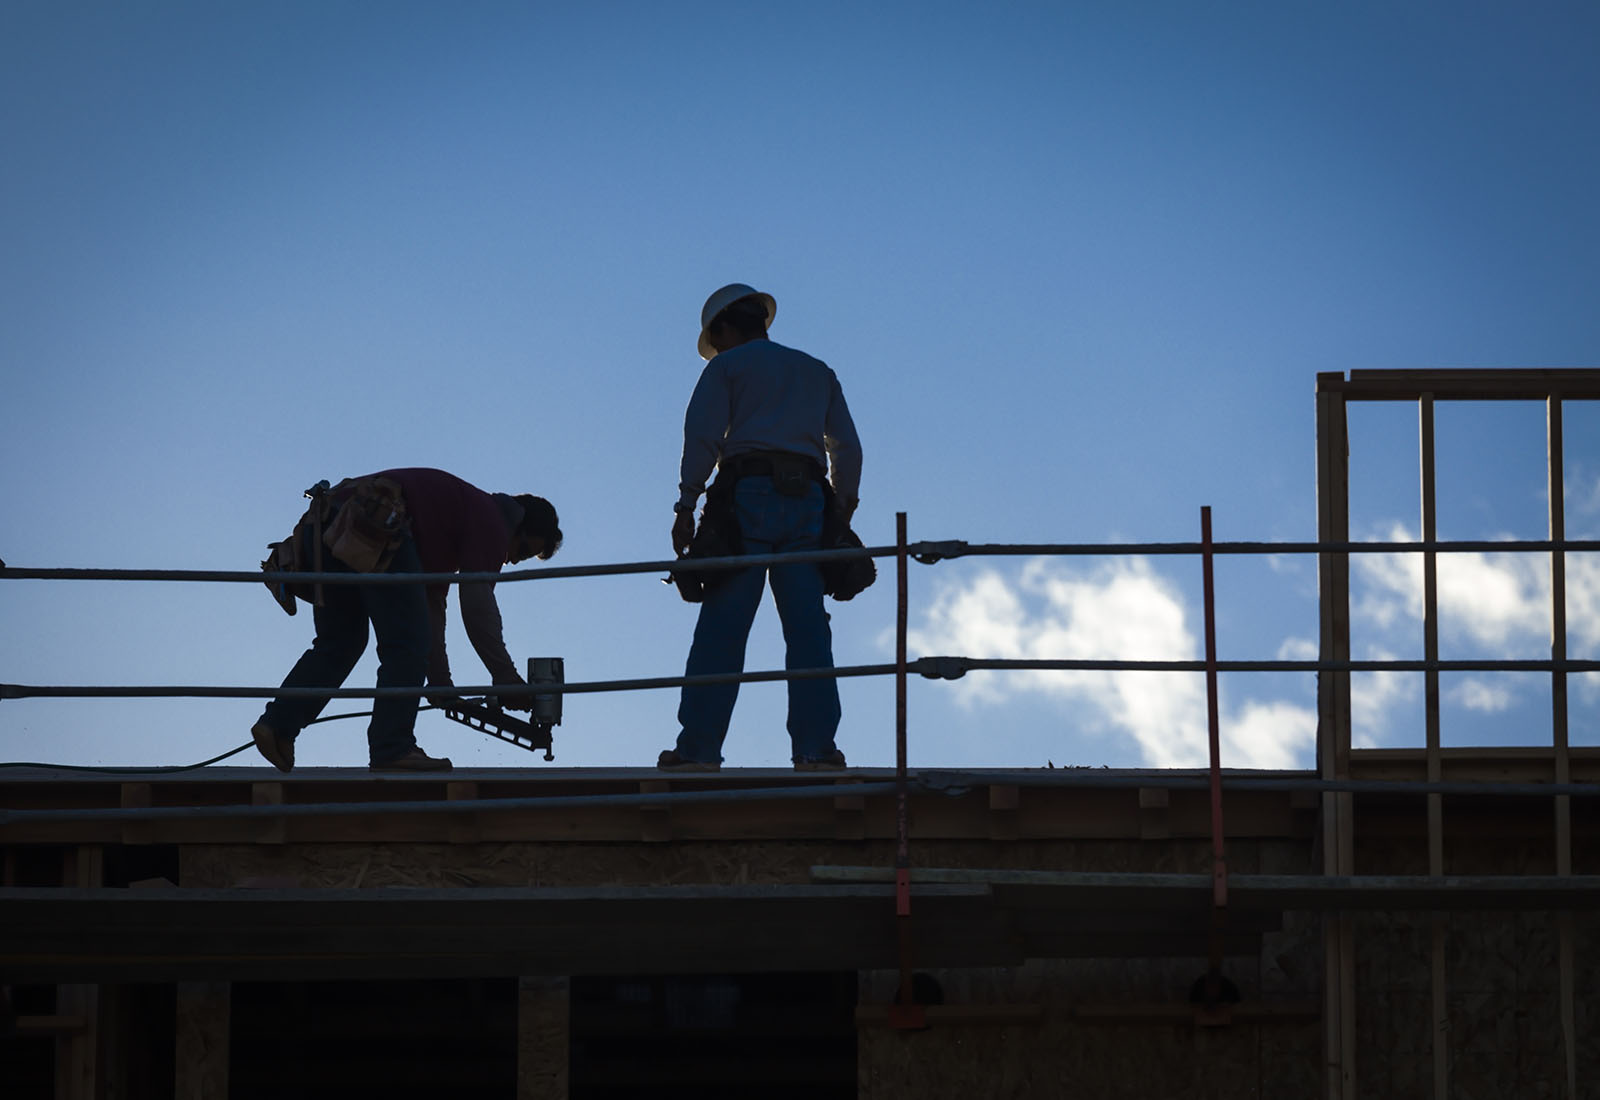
[[252, 467, 561, 772], [661, 283, 863, 771]]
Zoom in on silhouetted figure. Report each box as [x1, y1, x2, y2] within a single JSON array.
[[253, 468, 560, 772], [662, 284, 863, 771]]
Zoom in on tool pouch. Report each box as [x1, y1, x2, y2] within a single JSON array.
[[820, 487, 876, 601], [323, 476, 410, 573], [261, 515, 317, 615], [672, 477, 743, 603]]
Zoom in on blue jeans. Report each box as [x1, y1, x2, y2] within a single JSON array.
[[261, 532, 430, 765], [675, 478, 842, 764]]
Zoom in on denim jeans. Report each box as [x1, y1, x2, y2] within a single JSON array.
[[260, 532, 429, 765], [674, 477, 842, 764]]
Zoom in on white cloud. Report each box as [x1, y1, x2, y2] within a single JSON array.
[[1451, 677, 1513, 712], [1225, 700, 1316, 771], [1344, 521, 1600, 738], [1353, 523, 1551, 653], [1278, 637, 1317, 662], [1566, 553, 1600, 656], [903, 558, 1315, 769], [1349, 647, 1416, 747]]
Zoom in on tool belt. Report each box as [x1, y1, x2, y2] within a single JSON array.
[[260, 476, 410, 615], [723, 450, 826, 497], [670, 453, 875, 604], [725, 450, 874, 600]]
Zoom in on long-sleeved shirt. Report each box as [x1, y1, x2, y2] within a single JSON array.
[[677, 337, 862, 512], [375, 467, 522, 688]]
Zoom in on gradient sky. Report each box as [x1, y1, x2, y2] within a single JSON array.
[[3, 2, 1598, 772]]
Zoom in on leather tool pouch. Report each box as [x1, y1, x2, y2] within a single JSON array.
[[261, 530, 311, 615], [820, 483, 876, 601], [323, 476, 410, 573], [261, 510, 320, 616], [672, 477, 743, 603]]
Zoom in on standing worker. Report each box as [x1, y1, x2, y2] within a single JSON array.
[[252, 467, 562, 772], [662, 283, 863, 771]]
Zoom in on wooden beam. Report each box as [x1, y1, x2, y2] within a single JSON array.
[[809, 867, 1600, 909], [1340, 369, 1600, 401], [175, 982, 229, 1100], [856, 1004, 1043, 1026], [1316, 376, 1354, 1100], [517, 976, 568, 1100], [55, 845, 102, 1100]]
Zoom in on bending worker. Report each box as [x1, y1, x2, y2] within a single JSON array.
[[252, 467, 561, 772], [661, 283, 863, 771]]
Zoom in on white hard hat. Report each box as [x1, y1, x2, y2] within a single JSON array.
[[698, 282, 776, 360]]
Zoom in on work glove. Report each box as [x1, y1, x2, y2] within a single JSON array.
[[497, 679, 534, 712], [425, 681, 456, 709], [672, 510, 696, 556]]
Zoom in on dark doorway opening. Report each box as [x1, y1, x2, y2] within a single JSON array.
[[231, 978, 515, 1100], [571, 972, 856, 1099]]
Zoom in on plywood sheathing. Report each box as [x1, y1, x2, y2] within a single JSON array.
[[854, 839, 1323, 1100], [180, 836, 1255, 891], [175, 982, 229, 1100]]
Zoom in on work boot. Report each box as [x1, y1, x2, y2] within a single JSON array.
[[794, 749, 847, 771], [251, 720, 294, 773], [657, 749, 720, 772], [370, 747, 453, 772]]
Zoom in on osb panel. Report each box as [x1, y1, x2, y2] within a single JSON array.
[[1577, 915, 1600, 1090], [175, 982, 229, 1100], [1447, 991, 1519, 1098], [858, 1013, 1285, 1100], [179, 837, 1255, 889], [518, 976, 568, 1100], [1355, 990, 1431, 1100], [859, 956, 1259, 1009], [1351, 908, 1588, 1098], [855, 910, 1320, 1100], [1352, 912, 1429, 995]]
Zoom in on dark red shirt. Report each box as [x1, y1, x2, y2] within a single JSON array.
[[374, 468, 520, 686], [378, 467, 510, 575]]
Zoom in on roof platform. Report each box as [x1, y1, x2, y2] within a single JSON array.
[[1, 763, 1329, 846]]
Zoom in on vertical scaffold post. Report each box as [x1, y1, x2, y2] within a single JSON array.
[[889, 510, 924, 1029], [1419, 394, 1449, 1100], [1547, 395, 1578, 1099], [1199, 506, 1231, 1022], [1315, 372, 1356, 1100]]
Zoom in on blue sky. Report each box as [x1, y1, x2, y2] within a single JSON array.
[[3, 1, 1598, 771]]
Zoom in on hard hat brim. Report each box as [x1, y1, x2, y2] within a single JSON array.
[[698, 286, 776, 360]]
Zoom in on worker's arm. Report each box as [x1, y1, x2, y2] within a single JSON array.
[[824, 371, 863, 517], [459, 581, 526, 706], [424, 585, 454, 700], [677, 360, 728, 514]]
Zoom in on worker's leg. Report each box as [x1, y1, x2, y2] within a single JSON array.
[[765, 484, 841, 762], [674, 554, 767, 764], [260, 567, 369, 739], [361, 536, 431, 765]]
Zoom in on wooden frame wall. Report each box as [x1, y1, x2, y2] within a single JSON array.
[[1316, 368, 1600, 1100]]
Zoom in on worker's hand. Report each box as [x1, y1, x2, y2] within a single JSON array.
[[425, 681, 456, 709], [499, 688, 533, 713], [672, 510, 696, 557]]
